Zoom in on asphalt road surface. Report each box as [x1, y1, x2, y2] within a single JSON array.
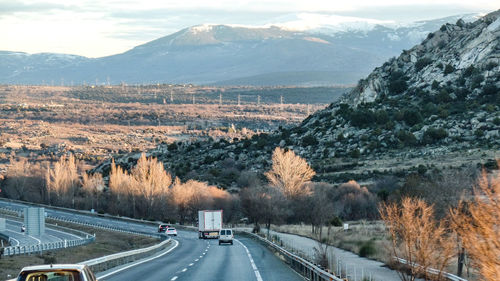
[[97, 230, 303, 281], [0, 200, 304, 281], [1, 217, 84, 247]]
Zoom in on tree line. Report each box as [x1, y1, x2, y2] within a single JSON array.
[[1, 149, 499, 280], [0, 148, 376, 230]]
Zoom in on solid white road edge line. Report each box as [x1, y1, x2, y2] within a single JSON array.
[[235, 239, 264, 281], [27, 234, 42, 244], [46, 227, 82, 240], [4, 230, 21, 246], [98, 239, 179, 279]]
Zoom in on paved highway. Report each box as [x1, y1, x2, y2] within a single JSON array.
[[97, 230, 303, 281], [0, 216, 84, 247], [0, 200, 305, 281]]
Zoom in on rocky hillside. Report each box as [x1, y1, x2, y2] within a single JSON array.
[[93, 11, 500, 187]]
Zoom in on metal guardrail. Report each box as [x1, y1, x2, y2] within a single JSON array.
[[0, 209, 96, 256], [2, 235, 95, 256], [242, 231, 343, 281], [1, 202, 175, 276], [48, 214, 164, 239], [80, 237, 173, 273], [1, 200, 470, 281], [395, 257, 469, 281]]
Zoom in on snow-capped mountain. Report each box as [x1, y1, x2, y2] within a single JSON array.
[[0, 13, 483, 85]]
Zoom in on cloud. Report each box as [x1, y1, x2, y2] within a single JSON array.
[[0, 0, 77, 17]]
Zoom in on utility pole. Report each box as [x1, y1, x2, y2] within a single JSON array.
[[193, 95, 195, 104], [219, 93, 222, 106], [238, 94, 241, 106], [257, 95, 260, 106], [170, 91, 173, 103]]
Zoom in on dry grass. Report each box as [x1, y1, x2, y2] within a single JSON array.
[[272, 222, 481, 280], [0, 220, 158, 280], [0, 85, 327, 174], [272, 221, 389, 261]]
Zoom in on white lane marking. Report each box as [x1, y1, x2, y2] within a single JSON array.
[[189, 263, 194, 266], [99, 239, 179, 279], [235, 239, 264, 281], [181, 268, 187, 272], [199, 255, 202, 258], [3, 230, 21, 245], [46, 227, 82, 239], [27, 235, 42, 245], [171, 277, 178, 281], [195, 259, 199, 262]]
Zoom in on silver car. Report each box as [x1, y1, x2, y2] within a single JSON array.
[[218, 229, 233, 245]]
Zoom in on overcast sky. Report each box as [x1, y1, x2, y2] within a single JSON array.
[[1, 0, 498, 58]]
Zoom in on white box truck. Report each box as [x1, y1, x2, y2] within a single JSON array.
[[198, 210, 223, 239]]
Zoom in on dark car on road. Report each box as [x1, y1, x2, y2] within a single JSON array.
[[158, 224, 170, 233]]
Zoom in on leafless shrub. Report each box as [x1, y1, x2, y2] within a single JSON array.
[[380, 197, 454, 281], [313, 242, 330, 269], [451, 161, 500, 281], [334, 180, 378, 220]]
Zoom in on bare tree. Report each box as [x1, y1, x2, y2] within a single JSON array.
[[171, 179, 213, 223], [450, 162, 500, 281], [130, 153, 172, 218], [309, 182, 335, 240], [240, 185, 287, 238], [265, 147, 315, 199], [46, 154, 80, 207], [4, 157, 31, 200], [380, 197, 454, 281], [108, 160, 135, 216], [81, 173, 104, 211]]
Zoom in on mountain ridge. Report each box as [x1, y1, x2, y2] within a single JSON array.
[[91, 10, 499, 188], [0, 13, 480, 86]]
